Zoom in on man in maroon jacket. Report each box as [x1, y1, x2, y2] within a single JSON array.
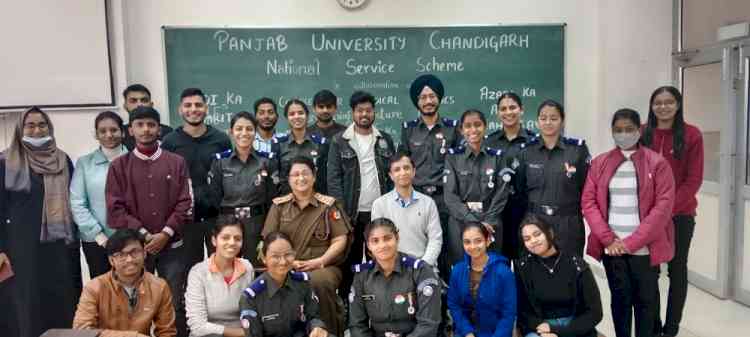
[[106, 106, 193, 337]]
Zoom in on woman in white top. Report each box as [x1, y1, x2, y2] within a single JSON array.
[[186, 215, 254, 337]]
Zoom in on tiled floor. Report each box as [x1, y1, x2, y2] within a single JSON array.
[[589, 261, 750, 337]]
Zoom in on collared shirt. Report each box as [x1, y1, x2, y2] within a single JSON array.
[[207, 150, 277, 209], [349, 253, 442, 337], [444, 144, 510, 226], [254, 132, 275, 153], [106, 146, 193, 237], [70, 145, 127, 241], [518, 137, 590, 208], [485, 127, 534, 158], [276, 130, 329, 194], [371, 189, 442, 266], [399, 116, 460, 188], [239, 272, 326, 337], [308, 121, 347, 139]]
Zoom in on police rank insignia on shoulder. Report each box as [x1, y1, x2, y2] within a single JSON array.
[[243, 278, 267, 298], [447, 146, 465, 155], [272, 193, 294, 205], [272, 132, 289, 144], [562, 136, 586, 146], [313, 193, 335, 206], [255, 149, 275, 159], [400, 255, 424, 269], [485, 147, 503, 157], [441, 117, 458, 127], [214, 149, 232, 159], [310, 132, 327, 145], [290, 271, 310, 281], [352, 260, 375, 273], [403, 118, 419, 128], [520, 136, 541, 149]]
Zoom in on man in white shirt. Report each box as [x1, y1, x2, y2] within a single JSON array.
[[371, 150, 442, 267]]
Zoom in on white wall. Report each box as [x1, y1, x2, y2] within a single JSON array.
[[1, 0, 673, 161]]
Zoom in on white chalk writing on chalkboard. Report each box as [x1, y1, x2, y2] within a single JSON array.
[[311, 33, 407, 52], [415, 56, 464, 73], [429, 30, 529, 52], [345, 58, 396, 75], [214, 30, 288, 52], [266, 59, 321, 76]]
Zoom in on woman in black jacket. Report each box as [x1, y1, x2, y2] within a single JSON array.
[[515, 214, 602, 337]]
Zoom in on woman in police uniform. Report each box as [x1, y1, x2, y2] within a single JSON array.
[[516, 100, 590, 256], [349, 218, 442, 337], [444, 109, 512, 266], [207, 111, 277, 264], [239, 231, 331, 337], [274, 99, 329, 195]]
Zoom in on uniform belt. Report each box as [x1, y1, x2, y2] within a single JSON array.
[[416, 185, 443, 195], [529, 202, 580, 217], [220, 205, 265, 219]]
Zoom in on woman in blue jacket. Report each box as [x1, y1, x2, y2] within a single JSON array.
[[448, 221, 516, 337]]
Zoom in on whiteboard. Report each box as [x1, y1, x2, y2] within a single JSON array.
[[0, 0, 114, 109]]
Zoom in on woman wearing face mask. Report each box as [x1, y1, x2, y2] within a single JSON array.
[[349, 218, 442, 337], [444, 109, 512, 266], [239, 231, 330, 337], [70, 111, 128, 278], [516, 215, 602, 337], [447, 222, 516, 337], [0, 106, 79, 337], [274, 99, 329, 195], [517, 100, 590, 257], [186, 215, 254, 337], [485, 92, 534, 260], [641, 86, 703, 337], [207, 111, 277, 265], [582, 108, 675, 337]]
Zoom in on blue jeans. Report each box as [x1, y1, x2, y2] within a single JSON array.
[[524, 316, 573, 337]]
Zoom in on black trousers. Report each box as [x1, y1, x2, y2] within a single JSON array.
[[655, 215, 696, 336], [182, 218, 213, 270], [340, 211, 371, 302], [604, 254, 659, 337], [146, 245, 188, 337], [81, 241, 111, 278]]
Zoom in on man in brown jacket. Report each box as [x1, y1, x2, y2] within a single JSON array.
[[73, 229, 176, 337]]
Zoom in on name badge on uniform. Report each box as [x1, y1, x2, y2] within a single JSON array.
[[361, 294, 376, 301], [467, 202, 483, 212], [261, 313, 279, 322]]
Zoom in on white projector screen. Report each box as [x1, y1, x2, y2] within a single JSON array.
[[0, 0, 114, 109]]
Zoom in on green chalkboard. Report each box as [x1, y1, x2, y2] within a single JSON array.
[[163, 25, 564, 138]]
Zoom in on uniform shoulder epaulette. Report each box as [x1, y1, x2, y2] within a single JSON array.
[[272, 193, 294, 205], [243, 277, 267, 298], [520, 136, 541, 149], [400, 255, 424, 269], [562, 136, 586, 146], [313, 193, 335, 206], [352, 260, 375, 273], [441, 117, 458, 127], [447, 145, 465, 155], [290, 271, 310, 282], [272, 132, 290, 144], [485, 147, 503, 157], [255, 149, 276, 159], [214, 149, 232, 159], [402, 118, 419, 129], [309, 132, 327, 145]]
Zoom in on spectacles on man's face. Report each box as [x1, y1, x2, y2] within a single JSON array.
[[111, 248, 145, 261]]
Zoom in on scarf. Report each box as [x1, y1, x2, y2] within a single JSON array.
[[4, 107, 74, 243]]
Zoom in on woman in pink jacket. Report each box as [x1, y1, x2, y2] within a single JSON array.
[[582, 108, 675, 337]]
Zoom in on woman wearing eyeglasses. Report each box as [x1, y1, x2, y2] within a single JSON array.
[[239, 231, 331, 337], [262, 156, 351, 337]]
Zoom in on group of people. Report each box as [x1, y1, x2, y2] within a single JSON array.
[[0, 73, 703, 337]]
